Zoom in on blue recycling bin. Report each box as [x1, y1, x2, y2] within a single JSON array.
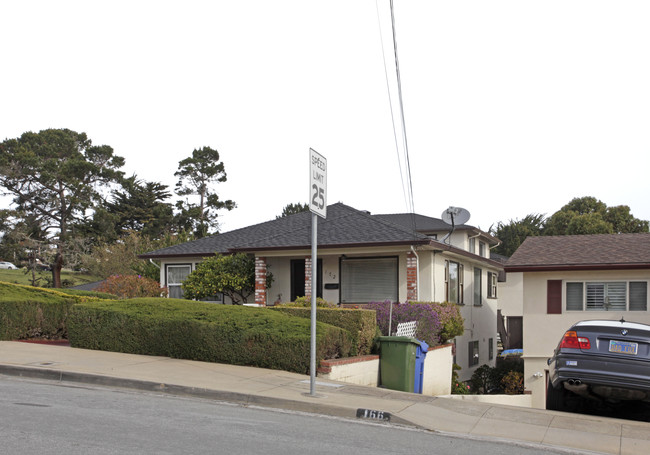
[[414, 339, 429, 394]]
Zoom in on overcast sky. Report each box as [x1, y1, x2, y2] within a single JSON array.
[[2, 1, 649, 233]]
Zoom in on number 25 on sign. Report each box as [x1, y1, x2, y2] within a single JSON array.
[[309, 148, 327, 218]]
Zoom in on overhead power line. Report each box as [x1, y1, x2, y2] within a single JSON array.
[[376, 0, 417, 232]]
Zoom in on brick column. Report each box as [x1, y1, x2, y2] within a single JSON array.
[[406, 251, 418, 301], [304, 256, 312, 298], [255, 257, 267, 306]]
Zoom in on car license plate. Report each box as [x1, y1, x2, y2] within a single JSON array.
[[609, 340, 638, 355]]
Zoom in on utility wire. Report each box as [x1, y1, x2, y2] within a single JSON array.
[[377, 1, 418, 237], [389, 0, 415, 218], [375, 0, 409, 212], [378, 0, 417, 237]]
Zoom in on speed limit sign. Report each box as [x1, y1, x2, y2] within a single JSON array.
[[309, 148, 327, 218]]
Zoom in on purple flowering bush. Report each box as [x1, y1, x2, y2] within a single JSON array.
[[416, 301, 465, 344], [366, 301, 464, 347]]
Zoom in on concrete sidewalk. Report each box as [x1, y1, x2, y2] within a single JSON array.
[[0, 341, 648, 455]]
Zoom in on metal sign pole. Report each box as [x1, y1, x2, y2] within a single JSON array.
[[308, 148, 326, 397], [310, 212, 317, 396]]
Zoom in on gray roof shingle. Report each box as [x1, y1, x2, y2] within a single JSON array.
[[505, 233, 650, 271], [374, 213, 468, 231], [140, 203, 431, 259]]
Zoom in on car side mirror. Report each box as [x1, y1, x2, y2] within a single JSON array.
[[547, 358, 552, 366]]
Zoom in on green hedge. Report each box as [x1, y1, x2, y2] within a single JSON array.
[[68, 299, 354, 374], [55, 289, 119, 300], [0, 282, 84, 340], [273, 307, 377, 356]]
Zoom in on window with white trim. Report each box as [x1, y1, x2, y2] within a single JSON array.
[[473, 267, 482, 306], [469, 238, 476, 254], [566, 281, 648, 311], [166, 264, 192, 299], [445, 260, 464, 304], [340, 257, 398, 303], [487, 272, 498, 298]]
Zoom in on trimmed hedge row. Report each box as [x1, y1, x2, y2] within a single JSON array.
[[0, 282, 104, 340], [68, 299, 354, 374], [272, 307, 377, 356], [54, 289, 119, 300]]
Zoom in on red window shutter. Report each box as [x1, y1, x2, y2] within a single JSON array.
[[547, 280, 562, 314]]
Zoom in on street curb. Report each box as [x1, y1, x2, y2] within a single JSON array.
[[0, 364, 418, 428]]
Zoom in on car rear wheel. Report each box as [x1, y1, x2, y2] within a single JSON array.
[[546, 379, 566, 411]]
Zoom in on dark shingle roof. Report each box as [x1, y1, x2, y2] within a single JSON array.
[[373, 213, 462, 231], [374, 213, 499, 245], [140, 203, 430, 259], [505, 233, 650, 271]]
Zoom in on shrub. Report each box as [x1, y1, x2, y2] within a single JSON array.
[[273, 306, 376, 356], [365, 300, 463, 347], [278, 296, 337, 308], [0, 281, 90, 340], [56, 289, 119, 300], [420, 301, 465, 343], [96, 275, 167, 298], [68, 299, 353, 374], [469, 356, 525, 394], [451, 363, 470, 394], [181, 253, 272, 304], [501, 371, 525, 394], [470, 364, 496, 394]]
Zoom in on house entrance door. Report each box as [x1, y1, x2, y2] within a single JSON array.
[[290, 259, 322, 301], [508, 316, 523, 350]]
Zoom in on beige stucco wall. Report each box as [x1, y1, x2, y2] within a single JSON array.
[[319, 357, 381, 386], [442, 393, 532, 408], [422, 344, 453, 395], [522, 269, 650, 409], [498, 271, 524, 318], [447, 261, 499, 382], [319, 345, 453, 395]]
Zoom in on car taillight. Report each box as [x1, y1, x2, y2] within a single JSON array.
[[560, 331, 591, 350]]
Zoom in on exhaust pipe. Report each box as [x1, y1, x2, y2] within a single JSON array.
[[565, 379, 598, 401]]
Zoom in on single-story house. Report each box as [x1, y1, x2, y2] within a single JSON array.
[[502, 232, 650, 408], [140, 202, 503, 381]]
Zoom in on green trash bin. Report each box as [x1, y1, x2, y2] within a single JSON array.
[[378, 336, 421, 393]]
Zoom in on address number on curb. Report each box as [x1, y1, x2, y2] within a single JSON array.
[[356, 408, 391, 421]]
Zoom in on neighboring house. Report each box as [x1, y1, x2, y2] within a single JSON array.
[[139, 203, 503, 380], [502, 233, 650, 409]]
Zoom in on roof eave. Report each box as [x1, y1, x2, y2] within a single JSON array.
[[505, 263, 650, 273], [138, 252, 220, 260], [428, 241, 504, 269], [232, 239, 431, 253]]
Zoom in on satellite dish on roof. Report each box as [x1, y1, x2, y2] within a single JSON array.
[[440, 207, 470, 244], [441, 206, 471, 226]]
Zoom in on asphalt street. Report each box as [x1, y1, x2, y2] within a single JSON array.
[[1, 376, 569, 455]]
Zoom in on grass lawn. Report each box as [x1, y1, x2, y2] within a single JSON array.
[[0, 268, 103, 288]]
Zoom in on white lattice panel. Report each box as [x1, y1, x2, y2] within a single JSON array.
[[396, 321, 417, 337]]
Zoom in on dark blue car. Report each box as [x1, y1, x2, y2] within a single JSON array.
[[547, 319, 650, 411]]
